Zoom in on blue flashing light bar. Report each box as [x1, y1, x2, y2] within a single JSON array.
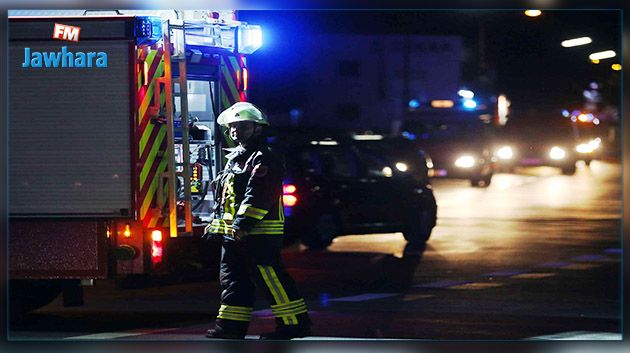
[[463, 99, 477, 109], [135, 16, 163, 45], [238, 24, 263, 54]]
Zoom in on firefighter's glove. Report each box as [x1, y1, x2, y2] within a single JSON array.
[[231, 229, 248, 242], [202, 224, 216, 241]]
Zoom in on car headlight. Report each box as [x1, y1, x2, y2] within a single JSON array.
[[395, 162, 408, 172], [382, 166, 393, 177], [454, 155, 476, 168], [549, 146, 566, 160], [496, 146, 514, 160], [589, 137, 601, 150], [426, 157, 434, 169], [576, 143, 594, 153]]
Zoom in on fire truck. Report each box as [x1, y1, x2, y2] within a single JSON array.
[[8, 10, 262, 316]]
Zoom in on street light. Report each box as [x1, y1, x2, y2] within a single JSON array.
[[524, 10, 542, 17], [589, 50, 616, 61], [611, 63, 622, 71], [561, 37, 592, 48]]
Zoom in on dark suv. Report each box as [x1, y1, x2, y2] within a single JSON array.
[[272, 133, 437, 250]]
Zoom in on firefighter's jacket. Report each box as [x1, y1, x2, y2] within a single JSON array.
[[207, 141, 285, 237]]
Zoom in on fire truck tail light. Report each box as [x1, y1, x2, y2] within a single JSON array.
[[123, 224, 132, 238], [151, 230, 163, 265], [151, 230, 163, 242]]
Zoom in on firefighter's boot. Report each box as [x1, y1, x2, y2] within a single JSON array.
[[259, 324, 312, 340], [205, 320, 247, 340]]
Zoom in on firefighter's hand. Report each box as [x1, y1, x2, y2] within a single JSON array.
[[202, 224, 215, 241], [232, 229, 248, 241]]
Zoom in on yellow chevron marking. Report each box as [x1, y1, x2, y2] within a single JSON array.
[[139, 123, 155, 158], [139, 127, 167, 189], [141, 157, 168, 222], [138, 62, 165, 126], [220, 63, 240, 103]]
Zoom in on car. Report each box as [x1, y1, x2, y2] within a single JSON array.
[[270, 132, 437, 250], [494, 109, 585, 175], [401, 111, 497, 187]]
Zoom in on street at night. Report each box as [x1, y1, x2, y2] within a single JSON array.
[[4, 6, 623, 346], [11, 161, 621, 340]]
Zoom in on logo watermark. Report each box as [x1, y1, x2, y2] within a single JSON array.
[[21, 23, 108, 68]]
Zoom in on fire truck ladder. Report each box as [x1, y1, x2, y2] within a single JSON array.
[[162, 22, 193, 237]]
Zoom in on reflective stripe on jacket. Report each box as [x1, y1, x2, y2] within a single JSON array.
[[208, 141, 285, 236]]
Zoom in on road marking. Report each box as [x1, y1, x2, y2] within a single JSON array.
[[449, 282, 504, 290], [65, 328, 177, 340], [527, 331, 621, 340], [214, 335, 401, 340], [511, 273, 556, 279], [329, 293, 398, 302], [562, 263, 601, 270], [401, 294, 435, 301], [539, 261, 571, 268], [415, 280, 472, 289], [482, 270, 526, 277], [572, 254, 606, 262]]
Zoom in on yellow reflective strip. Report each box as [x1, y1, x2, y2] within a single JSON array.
[[139, 127, 167, 189], [220, 305, 253, 314], [271, 298, 305, 310], [279, 197, 285, 221], [257, 265, 283, 305], [140, 158, 168, 220], [265, 266, 296, 326], [273, 307, 308, 319], [267, 267, 290, 303], [251, 229, 284, 233], [217, 313, 250, 322], [243, 210, 265, 220], [272, 306, 307, 316]]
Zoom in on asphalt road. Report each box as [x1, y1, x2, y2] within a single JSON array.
[[10, 160, 622, 341]]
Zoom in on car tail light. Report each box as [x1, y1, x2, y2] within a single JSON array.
[[283, 194, 298, 207], [151, 230, 163, 266], [282, 183, 298, 207]]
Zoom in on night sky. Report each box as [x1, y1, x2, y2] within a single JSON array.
[[239, 10, 621, 120]]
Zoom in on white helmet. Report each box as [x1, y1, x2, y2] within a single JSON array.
[[217, 102, 269, 127]]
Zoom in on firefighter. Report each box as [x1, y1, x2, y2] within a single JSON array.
[[204, 102, 312, 340]]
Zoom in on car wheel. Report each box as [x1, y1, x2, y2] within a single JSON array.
[[402, 191, 437, 244], [301, 213, 338, 250], [584, 159, 592, 167], [561, 164, 576, 175]]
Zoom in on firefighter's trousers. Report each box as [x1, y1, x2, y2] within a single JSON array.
[[216, 235, 311, 333]]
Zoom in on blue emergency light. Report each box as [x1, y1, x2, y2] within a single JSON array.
[[135, 16, 163, 45], [463, 99, 477, 109], [238, 25, 263, 54]]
